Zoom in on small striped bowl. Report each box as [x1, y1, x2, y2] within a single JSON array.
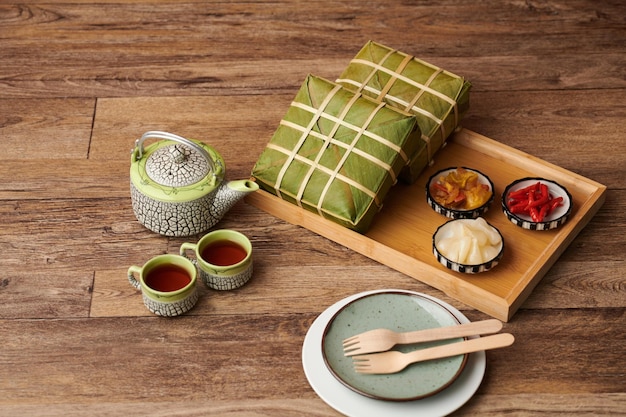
[[432, 218, 504, 274], [501, 178, 572, 231], [426, 167, 494, 219]]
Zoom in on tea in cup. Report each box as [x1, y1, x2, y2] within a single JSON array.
[[180, 229, 253, 290], [128, 254, 199, 316]]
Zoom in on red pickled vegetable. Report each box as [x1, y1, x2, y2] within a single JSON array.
[[529, 206, 541, 222], [550, 196, 564, 211], [506, 181, 563, 222], [527, 183, 549, 208], [508, 183, 535, 199], [509, 201, 527, 214], [538, 203, 550, 220]]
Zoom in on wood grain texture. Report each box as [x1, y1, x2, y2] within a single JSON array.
[[0, 0, 624, 415], [0, 98, 95, 158]]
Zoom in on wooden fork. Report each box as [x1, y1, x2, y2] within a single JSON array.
[[352, 333, 515, 374], [343, 319, 503, 356]]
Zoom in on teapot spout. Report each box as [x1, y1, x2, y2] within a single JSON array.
[[213, 179, 259, 219], [225, 179, 260, 195]]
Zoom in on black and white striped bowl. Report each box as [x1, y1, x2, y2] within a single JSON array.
[[432, 218, 504, 274], [426, 167, 494, 219], [501, 178, 572, 231]]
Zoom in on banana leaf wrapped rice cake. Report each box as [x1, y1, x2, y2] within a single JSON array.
[[337, 41, 472, 183], [252, 74, 422, 233]]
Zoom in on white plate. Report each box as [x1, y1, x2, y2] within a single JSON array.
[[302, 289, 486, 417], [322, 291, 467, 401]]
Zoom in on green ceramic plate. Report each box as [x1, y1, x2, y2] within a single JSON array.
[[321, 291, 468, 401]]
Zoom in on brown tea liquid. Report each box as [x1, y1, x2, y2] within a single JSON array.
[[145, 264, 191, 292], [201, 240, 247, 266]]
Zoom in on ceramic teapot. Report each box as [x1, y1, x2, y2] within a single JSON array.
[[130, 131, 258, 237]]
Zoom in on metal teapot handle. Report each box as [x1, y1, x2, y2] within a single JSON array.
[[132, 131, 216, 173]]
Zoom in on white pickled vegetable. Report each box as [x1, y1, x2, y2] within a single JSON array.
[[466, 238, 484, 265], [457, 235, 472, 265], [473, 228, 488, 247], [436, 218, 502, 265], [482, 245, 500, 262]]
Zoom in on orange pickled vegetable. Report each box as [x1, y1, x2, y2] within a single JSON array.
[[430, 167, 492, 210]]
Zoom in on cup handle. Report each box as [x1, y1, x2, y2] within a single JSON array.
[[180, 242, 198, 265], [127, 265, 142, 290]]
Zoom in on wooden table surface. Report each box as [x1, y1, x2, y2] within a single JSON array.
[[1, 1, 624, 415]]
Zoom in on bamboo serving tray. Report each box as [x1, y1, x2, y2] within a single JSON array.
[[246, 128, 606, 321]]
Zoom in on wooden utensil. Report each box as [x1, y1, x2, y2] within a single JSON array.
[[352, 333, 515, 374], [343, 319, 503, 356]]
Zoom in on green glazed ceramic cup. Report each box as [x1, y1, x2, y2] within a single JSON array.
[[128, 254, 199, 316], [180, 229, 253, 291]]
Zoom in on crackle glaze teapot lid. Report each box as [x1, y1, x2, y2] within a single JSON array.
[[130, 131, 225, 202]]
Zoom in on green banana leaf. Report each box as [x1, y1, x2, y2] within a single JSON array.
[[252, 74, 422, 233], [337, 41, 472, 183]]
